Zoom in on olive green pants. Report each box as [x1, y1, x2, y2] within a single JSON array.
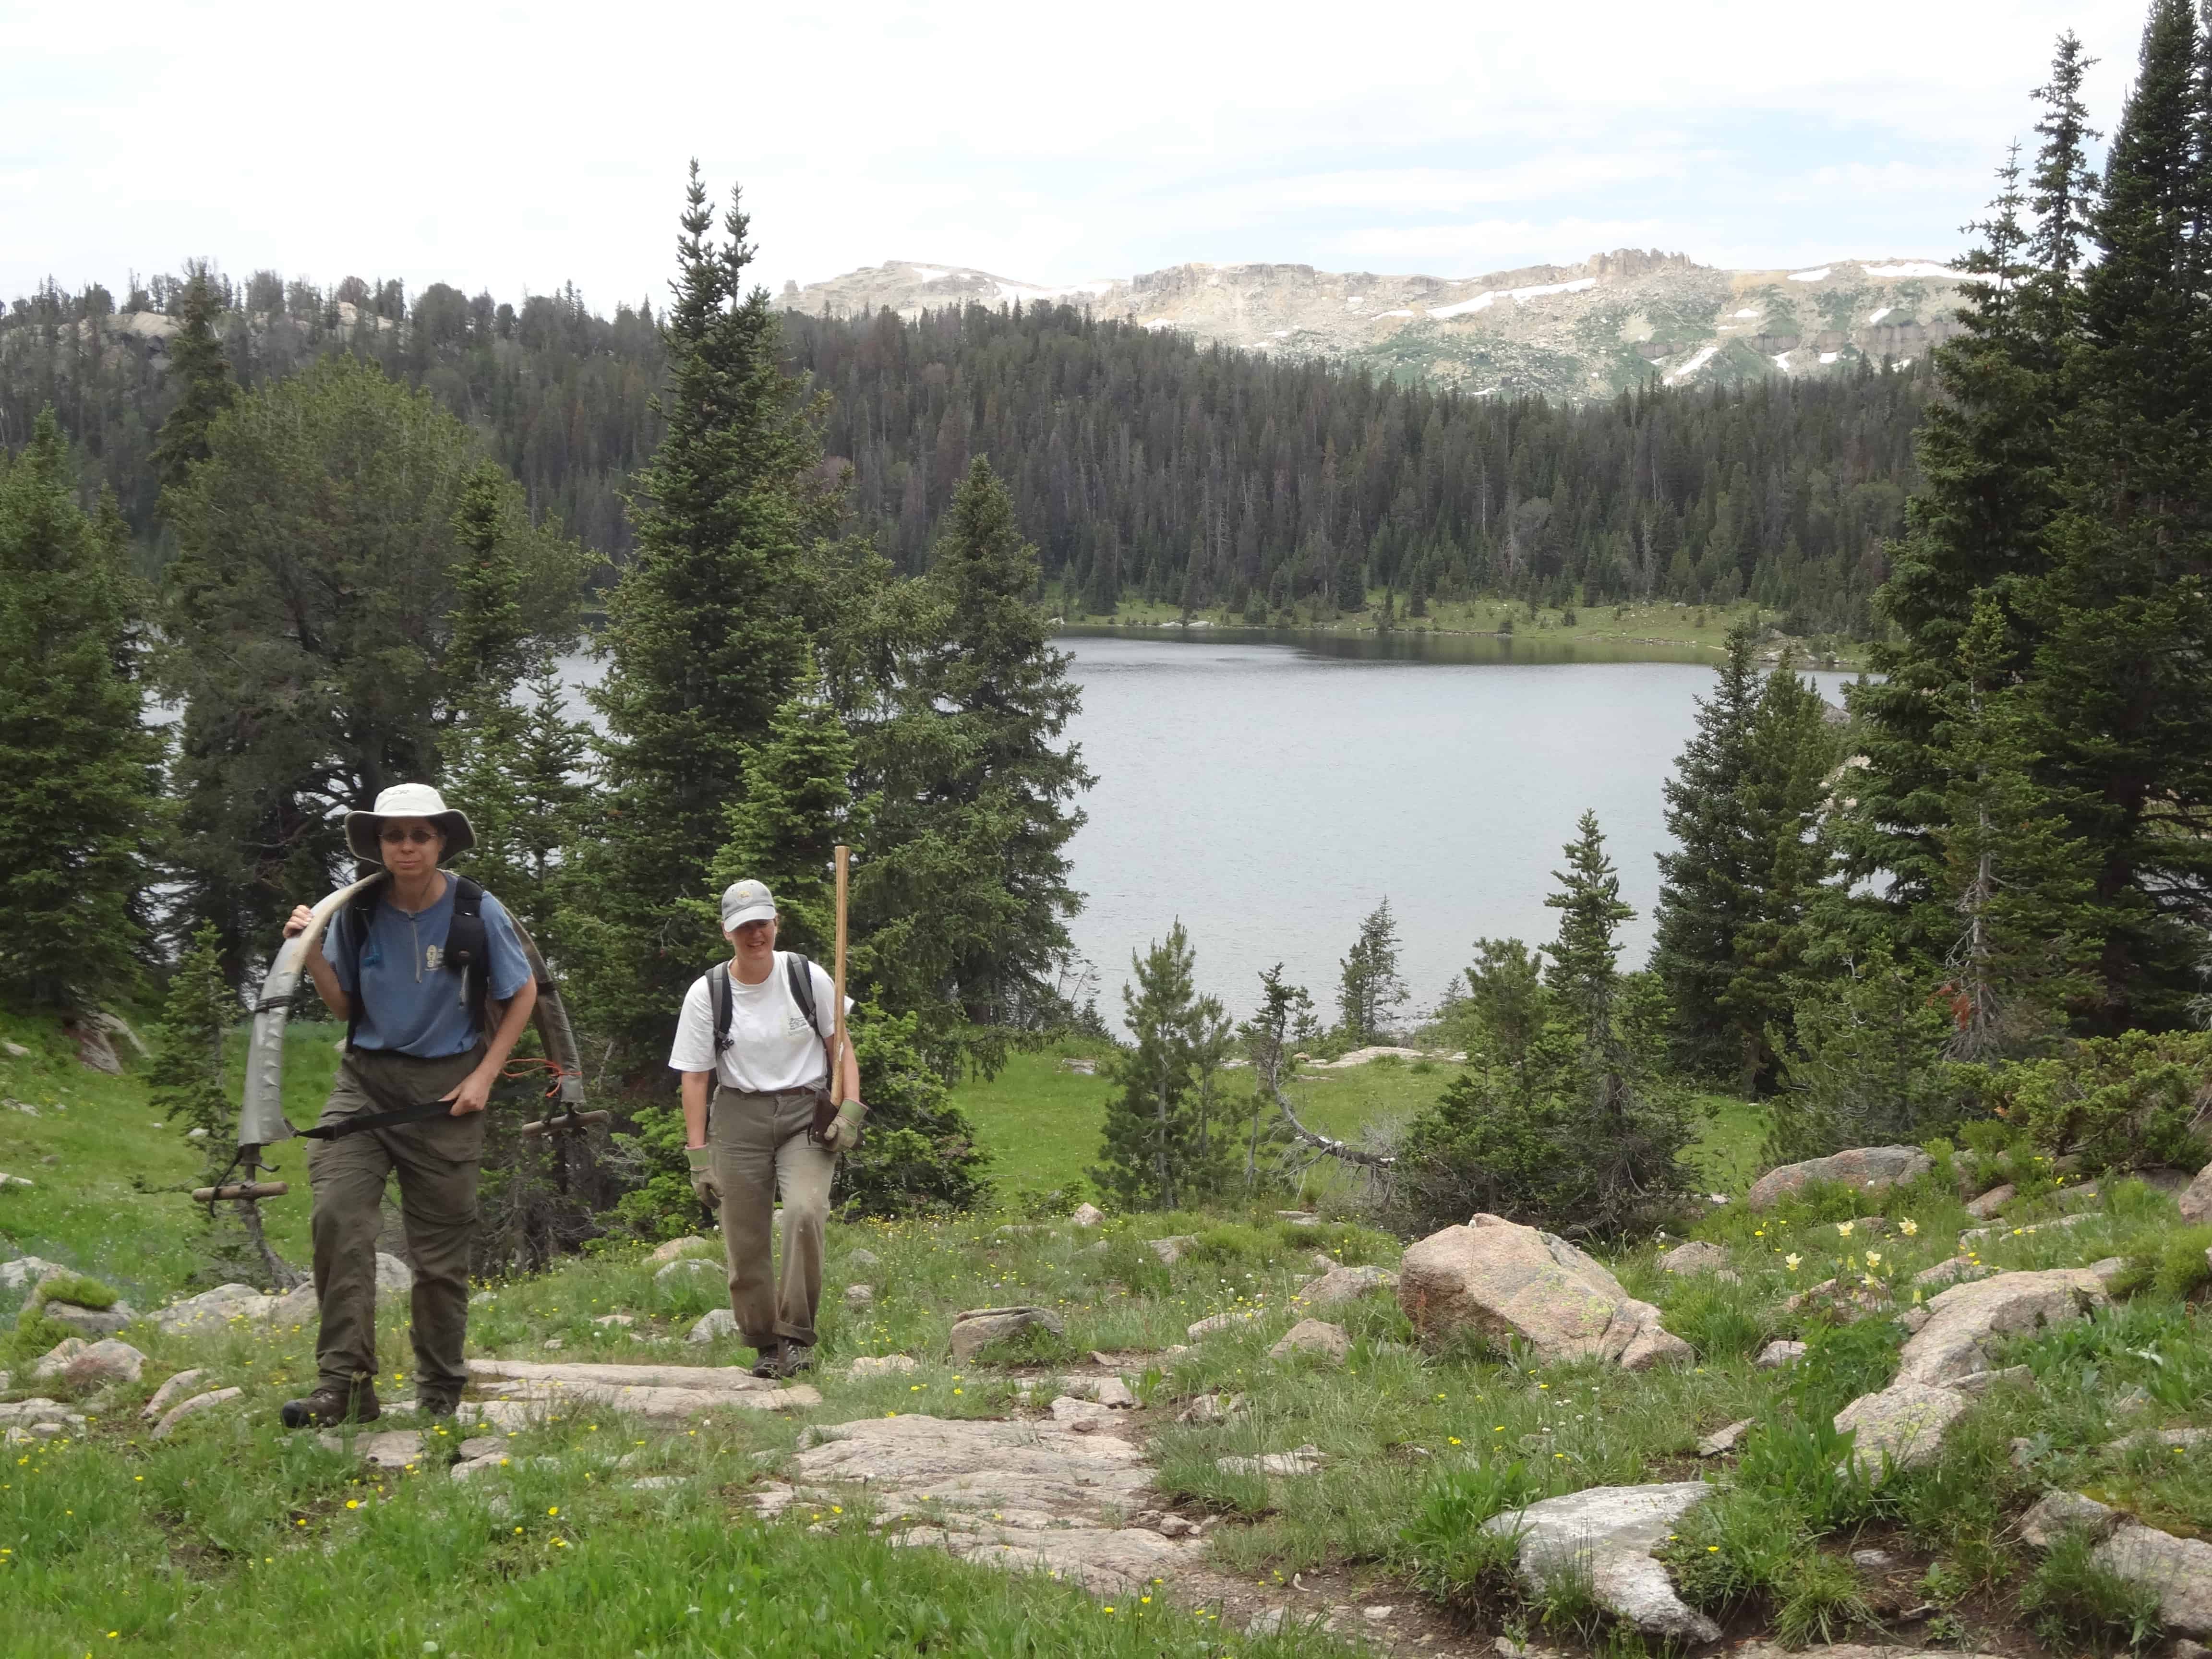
[[307, 1046, 486, 1399], [711, 1086, 837, 1350]]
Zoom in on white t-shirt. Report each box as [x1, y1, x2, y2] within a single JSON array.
[[668, 952, 850, 1093]]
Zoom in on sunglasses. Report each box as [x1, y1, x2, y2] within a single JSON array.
[[378, 826, 440, 846]]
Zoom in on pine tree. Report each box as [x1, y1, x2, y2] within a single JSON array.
[[0, 411, 162, 1010], [1851, 36, 2095, 954], [1651, 622, 1763, 1072], [148, 923, 235, 1171], [1090, 921, 1228, 1210], [1336, 898, 1408, 1044], [572, 165, 838, 1068], [859, 457, 1091, 1075], [1544, 811, 1634, 1046], [1719, 657, 1841, 1090], [2021, 0, 2212, 1029], [150, 264, 236, 500]]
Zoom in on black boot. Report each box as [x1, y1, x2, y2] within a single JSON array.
[[749, 1343, 782, 1379], [280, 1379, 381, 1429]]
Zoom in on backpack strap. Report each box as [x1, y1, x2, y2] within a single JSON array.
[[342, 874, 388, 1052], [784, 952, 823, 1039], [708, 965, 733, 1056]]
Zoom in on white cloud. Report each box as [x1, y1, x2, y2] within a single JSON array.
[[0, 0, 2157, 306]]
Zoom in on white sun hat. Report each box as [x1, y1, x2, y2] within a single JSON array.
[[344, 782, 476, 862]]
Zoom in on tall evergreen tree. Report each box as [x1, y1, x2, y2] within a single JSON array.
[[570, 165, 837, 1068], [1544, 811, 1634, 1045], [0, 411, 162, 1011], [1651, 622, 1763, 1072], [1851, 41, 2095, 949], [2022, 0, 2212, 1028], [150, 263, 237, 501], [859, 457, 1091, 1075], [147, 922, 235, 1168]]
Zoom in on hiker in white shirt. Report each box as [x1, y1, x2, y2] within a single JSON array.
[[667, 879, 862, 1378]]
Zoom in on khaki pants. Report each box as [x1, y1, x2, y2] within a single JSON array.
[[711, 1087, 836, 1350], [307, 1046, 486, 1399]]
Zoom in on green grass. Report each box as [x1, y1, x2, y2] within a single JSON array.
[[952, 1040, 1118, 1202]]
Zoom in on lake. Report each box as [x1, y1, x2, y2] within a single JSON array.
[[1052, 628, 1860, 1024], [552, 627, 1859, 1024]]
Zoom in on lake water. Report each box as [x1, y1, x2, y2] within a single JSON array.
[[555, 627, 1860, 1023], [1053, 628, 1859, 1023]]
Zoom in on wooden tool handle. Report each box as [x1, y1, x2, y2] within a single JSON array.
[[832, 845, 850, 1105]]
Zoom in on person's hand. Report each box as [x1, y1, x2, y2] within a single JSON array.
[[821, 1101, 867, 1154], [441, 1069, 495, 1116], [686, 1145, 721, 1208], [283, 904, 314, 940]]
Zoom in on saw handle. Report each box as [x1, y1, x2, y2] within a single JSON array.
[[520, 1108, 611, 1139], [193, 1180, 289, 1202]]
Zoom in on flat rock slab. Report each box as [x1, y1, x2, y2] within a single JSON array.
[[2096, 1524, 2212, 1636], [1834, 1383, 1971, 1478], [320, 1428, 427, 1469], [1746, 1146, 1933, 1210], [464, 1358, 817, 1417], [150, 1386, 240, 1440], [1895, 1268, 2107, 1387], [1484, 1482, 1719, 1643], [758, 1414, 1191, 1595]]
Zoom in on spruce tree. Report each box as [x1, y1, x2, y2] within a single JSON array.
[[2022, 0, 2212, 1028], [572, 165, 837, 1067], [859, 457, 1091, 1074], [1091, 921, 1227, 1210], [0, 411, 162, 1011], [1336, 898, 1408, 1044], [150, 264, 236, 500], [1651, 621, 1762, 1072], [148, 923, 235, 1171], [1544, 810, 1634, 1046]]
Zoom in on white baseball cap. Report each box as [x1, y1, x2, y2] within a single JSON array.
[[720, 879, 777, 930]]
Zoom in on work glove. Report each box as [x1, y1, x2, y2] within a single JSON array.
[[685, 1145, 720, 1209], [820, 1100, 867, 1154]]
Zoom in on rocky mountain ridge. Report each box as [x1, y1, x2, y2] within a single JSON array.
[[780, 249, 1967, 400]]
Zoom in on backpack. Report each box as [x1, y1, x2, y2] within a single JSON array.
[[342, 872, 492, 1051], [705, 952, 830, 1072]]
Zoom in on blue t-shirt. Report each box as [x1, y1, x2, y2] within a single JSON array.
[[324, 878, 533, 1057]]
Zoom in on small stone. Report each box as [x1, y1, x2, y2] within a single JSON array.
[[1363, 1605, 1395, 1621], [844, 1284, 874, 1307], [688, 1309, 738, 1344], [1049, 1395, 1117, 1425], [630, 1475, 685, 1490], [1247, 1609, 1286, 1637], [1697, 1419, 1753, 1457], [186, 1127, 208, 1140], [1755, 1339, 1807, 1369], [846, 1249, 881, 1270], [1268, 1319, 1351, 1364], [1069, 1202, 1104, 1227], [46, 1301, 134, 1338], [592, 1313, 634, 1327], [1178, 1392, 1246, 1423], [1216, 1444, 1325, 1476], [319, 1429, 427, 1469], [1186, 1310, 1258, 1339], [848, 1354, 918, 1375], [0, 1255, 63, 1289], [1485, 1482, 1719, 1642], [1658, 1241, 1732, 1275], [1914, 1256, 1983, 1289], [1851, 1548, 1898, 1570], [1963, 1183, 2015, 1219], [1834, 1382, 1972, 1478], [34, 1337, 145, 1386], [1294, 1263, 1399, 1306], [1954, 1365, 2034, 1396], [649, 1235, 713, 1263], [374, 1252, 413, 1293], [2, 1040, 28, 1057], [1149, 1235, 1197, 1264], [947, 1305, 1064, 1363], [1276, 1211, 1322, 1227], [1155, 1514, 1195, 1537], [151, 1386, 242, 1440], [2021, 1490, 2120, 1548], [28, 1421, 66, 1440]]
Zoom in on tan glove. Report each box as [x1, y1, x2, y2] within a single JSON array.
[[820, 1100, 867, 1154], [685, 1145, 720, 1208]]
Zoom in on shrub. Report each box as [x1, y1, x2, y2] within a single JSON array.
[[2107, 1225, 2212, 1302], [32, 1271, 117, 1311], [1973, 1031, 2212, 1175], [1774, 1552, 1874, 1647]]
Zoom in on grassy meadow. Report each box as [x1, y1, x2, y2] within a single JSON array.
[[6, 1010, 2211, 1658]]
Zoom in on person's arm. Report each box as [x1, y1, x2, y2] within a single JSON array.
[[444, 977, 538, 1115], [284, 904, 352, 1022], [681, 1070, 710, 1148]]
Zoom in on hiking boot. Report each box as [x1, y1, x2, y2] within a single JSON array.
[[749, 1344, 783, 1380], [416, 1393, 460, 1419], [770, 1343, 814, 1379], [280, 1381, 381, 1429]]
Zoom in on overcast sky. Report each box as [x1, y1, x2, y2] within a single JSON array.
[[3, 0, 2158, 311]]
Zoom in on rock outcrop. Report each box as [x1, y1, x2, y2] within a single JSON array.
[[947, 1306, 1064, 1363], [462, 1358, 817, 1418], [1396, 1214, 1690, 1369], [1745, 1146, 1932, 1210], [1294, 1263, 1397, 1306], [2181, 1161, 2212, 1226], [1834, 1382, 1972, 1477]]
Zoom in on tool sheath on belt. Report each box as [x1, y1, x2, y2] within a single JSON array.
[[299, 1098, 467, 1140]]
